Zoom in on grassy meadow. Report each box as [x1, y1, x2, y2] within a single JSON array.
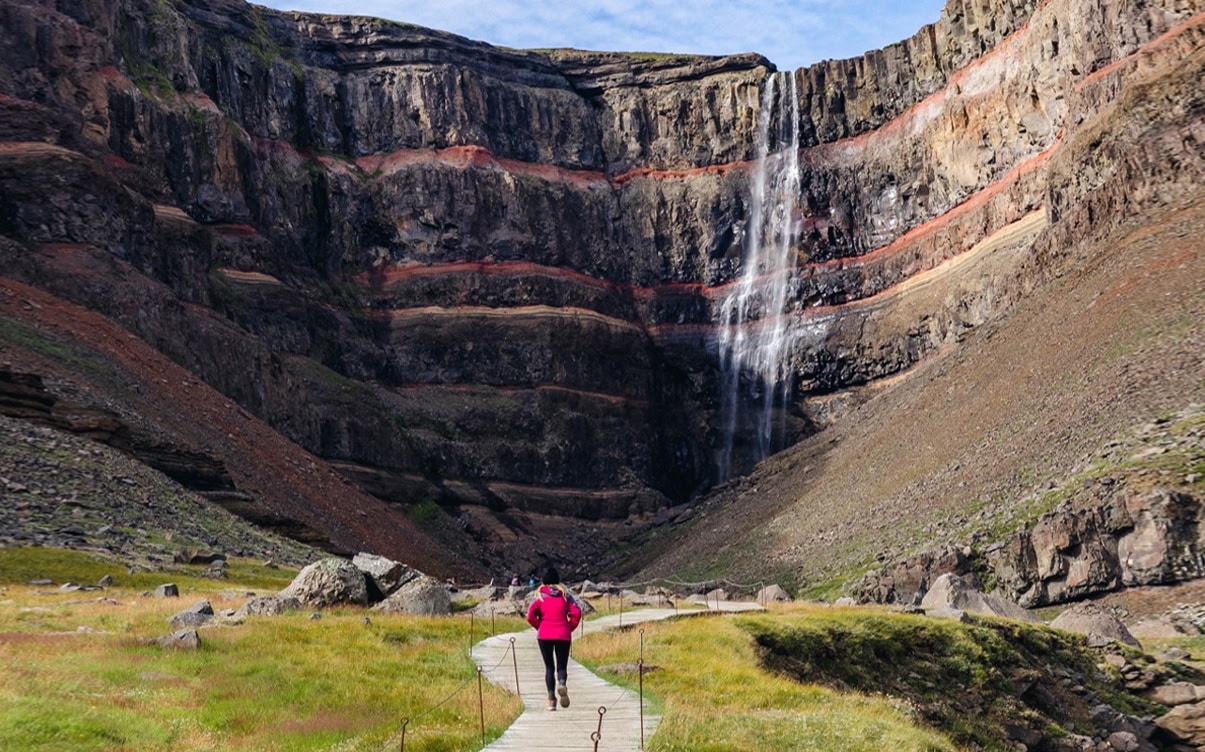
[[2, 548, 1179, 751], [0, 548, 524, 751]]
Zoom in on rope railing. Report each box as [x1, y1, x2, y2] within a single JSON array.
[[376, 577, 770, 752], [583, 576, 772, 613], [583, 626, 653, 750]]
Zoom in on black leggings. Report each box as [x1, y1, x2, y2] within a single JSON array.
[[537, 639, 571, 697]]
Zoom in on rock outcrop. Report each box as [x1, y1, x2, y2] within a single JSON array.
[[0, 0, 1200, 577], [987, 486, 1204, 607], [373, 574, 453, 615], [281, 558, 369, 607], [852, 399, 1205, 610], [1049, 603, 1142, 648], [920, 573, 1036, 622]]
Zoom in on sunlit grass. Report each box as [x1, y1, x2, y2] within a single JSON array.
[[574, 605, 958, 752], [0, 548, 524, 751], [0, 547, 297, 593]]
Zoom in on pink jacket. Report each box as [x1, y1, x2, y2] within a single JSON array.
[[526, 585, 582, 641]]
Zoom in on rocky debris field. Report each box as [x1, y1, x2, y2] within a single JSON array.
[[0, 413, 316, 568]]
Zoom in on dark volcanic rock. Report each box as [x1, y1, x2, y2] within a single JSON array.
[[0, 0, 1200, 581]]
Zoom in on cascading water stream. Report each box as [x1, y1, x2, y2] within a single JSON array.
[[717, 71, 802, 481]]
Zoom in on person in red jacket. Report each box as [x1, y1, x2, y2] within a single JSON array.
[[525, 566, 582, 711]]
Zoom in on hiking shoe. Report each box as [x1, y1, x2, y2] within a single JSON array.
[[557, 683, 570, 708], [546, 697, 557, 712]]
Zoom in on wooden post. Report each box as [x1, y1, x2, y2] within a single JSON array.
[[477, 667, 486, 746], [510, 637, 520, 695]]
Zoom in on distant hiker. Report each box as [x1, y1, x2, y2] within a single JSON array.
[[528, 574, 537, 588], [526, 566, 582, 711], [508, 573, 521, 598]]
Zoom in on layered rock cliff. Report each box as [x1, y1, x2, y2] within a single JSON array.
[[0, 0, 1200, 576]]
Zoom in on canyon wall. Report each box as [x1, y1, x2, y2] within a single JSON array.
[[0, 0, 1199, 574]]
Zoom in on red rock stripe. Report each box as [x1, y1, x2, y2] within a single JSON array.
[[393, 382, 642, 407], [1074, 12, 1205, 93], [358, 260, 710, 300], [800, 141, 1059, 277]]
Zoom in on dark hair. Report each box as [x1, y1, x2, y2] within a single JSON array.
[[541, 566, 560, 585]]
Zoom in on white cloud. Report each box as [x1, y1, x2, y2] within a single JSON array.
[[258, 0, 945, 70]]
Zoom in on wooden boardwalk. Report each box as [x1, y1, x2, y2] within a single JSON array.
[[472, 601, 763, 751]]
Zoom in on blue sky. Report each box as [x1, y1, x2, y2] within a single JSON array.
[[256, 1, 948, 72]]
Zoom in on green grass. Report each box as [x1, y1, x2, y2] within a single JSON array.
[[574, 607, 959, 751], [0, 547, 295, 593], [0, 549, 524, 751], [736, 607, 1162, 750]]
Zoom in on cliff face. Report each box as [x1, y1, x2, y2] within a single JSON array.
[[0, 0, 1200, 576]]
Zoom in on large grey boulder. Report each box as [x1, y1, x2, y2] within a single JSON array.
[[352, 553, 418, 600], [1050, 603, 1141, 648], [373, 575, 452, 615], [920, 573, 1037, 622], [471, 597, 525, 619], [168, 599, 215, 629], [234, 595, 302, 619], [281, 558, 369, 608], [152, 629, 201, 650], [757, 584, 793, 603], [454, 583, 500, 604]]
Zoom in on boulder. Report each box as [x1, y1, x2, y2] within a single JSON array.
[[927, 605, 972, 623], [281, 558, 369, 608], [169, 599, 215, 629], [920, 574, 1037, 622], [155, 583, 179, 598], [619, 589, 649, 604], [454, 583, 500, 604], [352, 552, 418, 600], [574, 594, 596, 615], [1050, 603, 1141, 648], [857, 544, 973, 605], [234, 595, 302, 619], [471, 597, 526, 619], [1155, 647, 1193, 663], [1148, 683, 1205, 707], [374, 575, 452, 615], [1155, 701, 1205, 747], [757, 584, 793, 603], [175, 550, 226, 565], [1105, 730, 1141, 752], [153, 629, 201, 650], [1129, 617, 1193, 639]]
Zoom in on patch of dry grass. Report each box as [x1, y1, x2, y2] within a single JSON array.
[[0, 548, 524, 751]]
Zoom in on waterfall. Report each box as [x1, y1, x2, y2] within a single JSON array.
[[717, 71, 801, 481]]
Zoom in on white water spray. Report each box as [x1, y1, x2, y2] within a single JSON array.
[[717, 71, 801, 481]]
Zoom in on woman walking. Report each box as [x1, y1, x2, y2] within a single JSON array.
[[525, 566, 583, 711]]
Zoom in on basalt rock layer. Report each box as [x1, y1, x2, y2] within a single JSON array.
[[0, 0, 1200, 575]]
